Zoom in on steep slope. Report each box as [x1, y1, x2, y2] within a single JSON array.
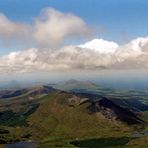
[[27, 92, 131, 140], [28, 92, 145, 138], [51, 80, 148, 112], [90, 97, 145, 124]]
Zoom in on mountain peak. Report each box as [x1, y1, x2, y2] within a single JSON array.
[[64, 79, 79, 84], [52, 80, 102, 92]]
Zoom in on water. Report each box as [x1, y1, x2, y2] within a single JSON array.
[[5, 142, 37, 148], [132, 131, 148, 138]]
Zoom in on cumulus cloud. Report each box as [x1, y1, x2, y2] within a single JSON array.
[[0, 13, 31, 46], [0, 8, 90, 47], [0, 8, 148, 73], [0, 46, 111, 73], [78, 38, 119, 54], [33, 8, 90, 47], [1, 37, 148, 73], [112, 37, 148, 69]]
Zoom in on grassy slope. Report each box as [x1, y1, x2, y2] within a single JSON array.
[[27, 92, 137, 147], [0, 91, 148, 147]]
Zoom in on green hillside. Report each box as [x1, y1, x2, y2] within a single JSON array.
[[51, 80, 148, 112], [0, 89, 148, 147]]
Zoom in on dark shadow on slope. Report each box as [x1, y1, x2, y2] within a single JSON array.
[[88, 97, 146, 125], [0, 104, 39, 127], [111, 98, 148, 112], [70, 137, 131, 148]]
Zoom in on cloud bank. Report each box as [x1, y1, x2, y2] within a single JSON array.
[[1, 37, 148, 73], [0, 8, 148, 73]]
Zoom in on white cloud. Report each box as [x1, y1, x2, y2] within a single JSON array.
[[112, 37, 148, 69], [0, 8, 148, 73], [1, 37, 148, 73], [33, 8, 90, 47], [115, 37, 148, 61], [0, 8, 90, 48], [78, 38, 119, 54], [0, 13, 31, 46]]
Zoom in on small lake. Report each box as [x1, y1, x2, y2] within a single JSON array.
[[5, 141, 37, 148], [132, 131, 148, 138], [70, 137, 130, 148]]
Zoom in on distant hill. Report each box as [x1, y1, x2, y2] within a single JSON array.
[[50, 80, 148, 112], [51, 79, 103, 92], [0, 85, 56, 99]]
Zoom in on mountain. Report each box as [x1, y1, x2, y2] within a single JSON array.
[[51, 79, 103, 92], [51, 80, 148, 112], [0, 88, 144, 125], [0, 85, 56, 99], [0, 86, 147, 147], [90, 97, 145, 124], [26, 91, 145, 141]]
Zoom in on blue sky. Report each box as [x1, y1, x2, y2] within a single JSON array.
[[0, 0, 148, 54], [0, 0, 148, 41]]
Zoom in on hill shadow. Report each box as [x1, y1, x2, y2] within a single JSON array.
[[70, 137, 131, 148]]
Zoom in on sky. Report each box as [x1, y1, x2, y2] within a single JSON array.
[[0, 0, 148, 51], [2, 1, 148, 33], [0, 0, 148, 87]]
